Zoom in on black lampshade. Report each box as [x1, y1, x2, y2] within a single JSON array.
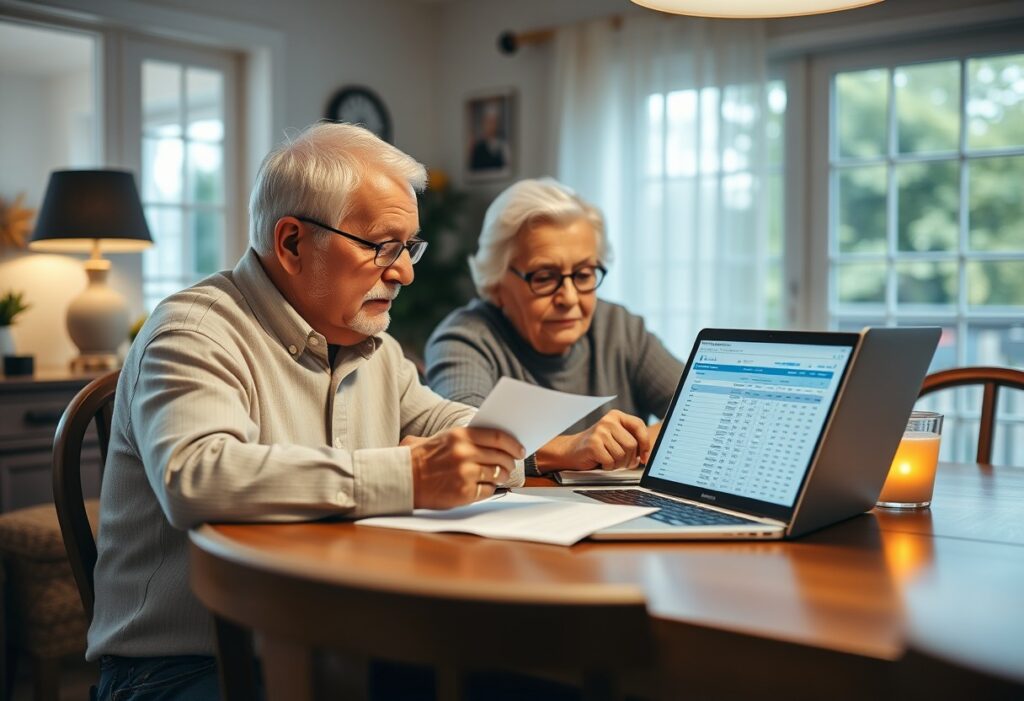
[[30, 169, 152, 253]]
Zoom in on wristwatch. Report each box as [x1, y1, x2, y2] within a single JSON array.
[[524, 452, 542, 477]]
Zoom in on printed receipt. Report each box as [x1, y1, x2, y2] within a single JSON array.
[[468, 377, 615, 455]]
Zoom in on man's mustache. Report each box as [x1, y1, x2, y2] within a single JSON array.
[[363, 285, 401, 302]]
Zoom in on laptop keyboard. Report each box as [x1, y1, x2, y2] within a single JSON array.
[[575, 489, 759, 527]]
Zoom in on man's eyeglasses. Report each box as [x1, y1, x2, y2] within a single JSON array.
[[508, 265, 607, 296], [295, 216, 428, 268]]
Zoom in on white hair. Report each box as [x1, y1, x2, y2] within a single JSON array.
[[468, 178, 610, 303], [249, 122, 427, 256]]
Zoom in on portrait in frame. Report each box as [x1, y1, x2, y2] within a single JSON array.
[[464, 89, 515, 182]]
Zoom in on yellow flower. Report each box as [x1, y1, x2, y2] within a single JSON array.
[[426, 168, 449, 192]]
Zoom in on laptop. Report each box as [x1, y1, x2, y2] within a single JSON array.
[[515, 326, 940, 540]]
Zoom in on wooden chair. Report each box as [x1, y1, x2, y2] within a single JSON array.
[[189, 526, 652, 701], [0, 370, 116, 701], [918, 366, 1024, 465], [51, 369, 119, 623]]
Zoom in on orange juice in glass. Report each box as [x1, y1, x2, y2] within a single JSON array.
[[877, 411, 943, 509]]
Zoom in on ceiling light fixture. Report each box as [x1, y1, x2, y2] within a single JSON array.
[[630, 0, 883, 19]]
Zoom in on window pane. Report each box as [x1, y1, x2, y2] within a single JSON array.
[[143, 207, 184, 276], [187, 142, 223, 204], [192, 210, 224, 275], [967, 260, 1024, 306], [186, 67, 224, 141], [837, 261, 886, 305], [836, 69, 888, 159], [142, 61, 182, 138], [837, 165, 887, 253], [967, 52, 1024, 150], [896, 160, 959, 252], [896, 261, 957, 306], [969, 155, 1024, 252], [142, 137, 183, 203], [965, 323, 1024, 366], [895, 61, 960, 154]]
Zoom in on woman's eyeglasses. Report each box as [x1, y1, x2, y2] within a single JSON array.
[[508, 265, 607, 296]]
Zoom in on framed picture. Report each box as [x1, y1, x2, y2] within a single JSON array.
[[464, 89, 515, 182]]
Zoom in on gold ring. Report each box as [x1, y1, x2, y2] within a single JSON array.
[[493, 465, 501, 481], [475, 483, 482, 500]]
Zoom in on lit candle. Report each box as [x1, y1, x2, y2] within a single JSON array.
[[877, 431, 941, 508]]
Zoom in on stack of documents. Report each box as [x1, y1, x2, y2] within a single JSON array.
[[358, 492, 655, 546], [553, 468, 644, 486]]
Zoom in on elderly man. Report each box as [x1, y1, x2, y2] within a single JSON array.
[[87, 123, 523, 700]]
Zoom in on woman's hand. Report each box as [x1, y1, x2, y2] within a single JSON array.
[[536, 410, 651, 472]]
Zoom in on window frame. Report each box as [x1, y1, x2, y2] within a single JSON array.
[[120, 34, 241, 309]]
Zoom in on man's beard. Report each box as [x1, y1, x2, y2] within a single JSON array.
[[347, 282, 401, 337]]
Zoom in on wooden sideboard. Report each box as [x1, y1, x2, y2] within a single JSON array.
[[0, 371, 101, 513]]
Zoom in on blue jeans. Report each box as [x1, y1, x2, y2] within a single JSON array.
[[96, 655, 220, 701]]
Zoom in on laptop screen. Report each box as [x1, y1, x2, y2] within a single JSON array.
[[644, 332, 855, 519]]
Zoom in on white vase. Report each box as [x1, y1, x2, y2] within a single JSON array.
[[0, 325, 14, 357]]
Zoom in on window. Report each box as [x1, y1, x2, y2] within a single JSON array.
[[822, 43, 1024, 464], [122, 38, 239, 311]]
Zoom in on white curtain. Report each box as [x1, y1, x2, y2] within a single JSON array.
[[552, 15, 777, 356]]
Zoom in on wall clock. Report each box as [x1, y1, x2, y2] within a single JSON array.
[[326, 86, 393, 143]]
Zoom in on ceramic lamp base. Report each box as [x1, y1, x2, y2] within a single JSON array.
[[67, 258, 128, 371]]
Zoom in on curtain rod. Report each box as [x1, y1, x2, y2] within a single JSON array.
[[497, 16, 623, 54]]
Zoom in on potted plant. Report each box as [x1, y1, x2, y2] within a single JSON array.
[[0, 290, 30, 357]]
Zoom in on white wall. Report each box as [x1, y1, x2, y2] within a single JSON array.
[[115, 0, 442, 166], [434, 0, 630, 196]]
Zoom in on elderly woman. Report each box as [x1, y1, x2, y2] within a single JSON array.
[[425, 178, 683, 476]]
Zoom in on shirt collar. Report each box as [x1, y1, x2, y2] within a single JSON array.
[[232, 248, 381, 364]]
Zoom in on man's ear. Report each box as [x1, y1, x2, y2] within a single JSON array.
[[273, 217, 303, 275]]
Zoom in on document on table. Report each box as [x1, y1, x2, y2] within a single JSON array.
[[357, 492, 656, 546], [553, 468, 644, 486], [469, 377, 615, 456]]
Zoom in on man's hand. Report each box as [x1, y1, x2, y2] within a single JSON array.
[[408, 427, 524, 509], [538, 410, 651, 472]]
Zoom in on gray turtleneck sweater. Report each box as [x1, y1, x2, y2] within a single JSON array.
[[425, 299, 684, 434]]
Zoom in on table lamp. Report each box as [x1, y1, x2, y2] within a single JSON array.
[[29, 169, 152, 372]]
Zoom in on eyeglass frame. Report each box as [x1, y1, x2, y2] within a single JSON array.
[[294, 215, 428, 268], [507, 264, 608, 296]]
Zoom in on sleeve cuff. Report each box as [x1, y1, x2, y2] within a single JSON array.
[[352, 447, 415, 517]]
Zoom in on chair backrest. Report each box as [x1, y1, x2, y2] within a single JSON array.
[[918, 366, 1024, 465], [52, 369, 119, 624], [190, 526, 652, 701]]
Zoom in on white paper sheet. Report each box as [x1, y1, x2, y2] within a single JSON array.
[[469, 377, 615, 456], [357, 492, 656, 546]]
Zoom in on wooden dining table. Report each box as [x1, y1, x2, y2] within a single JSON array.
[[193, 461, 1024, 700]]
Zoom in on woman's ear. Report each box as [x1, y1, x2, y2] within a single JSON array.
[[274, 217, 303, 275]]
